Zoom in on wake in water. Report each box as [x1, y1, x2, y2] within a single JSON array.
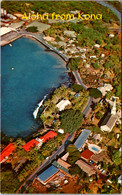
[[33, 95, 47, 119]]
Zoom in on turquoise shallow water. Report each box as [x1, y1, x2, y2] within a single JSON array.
[[1, 37, 68, 137]]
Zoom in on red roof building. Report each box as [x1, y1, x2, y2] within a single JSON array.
[[39, 131, 57, 143], [81, 149, 94, 161], [0, 143, 15, 163], [23, 139, 39, 152]]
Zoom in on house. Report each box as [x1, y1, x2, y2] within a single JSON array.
[[74, 129, 91, 151], [23, 139, 39, 152], [63, 30, 76, 38], [57, 158, 71, 170], [81, 149, 94, 161], [101, 54, 105, 58], [39, 131, 57, 143], [37, 165, 59, 185], [56, 100, 71, 111], [0, 143, 15, 163], [58, 129, 64, 134], [109, 34, 114, 38], [90, 151, 106, 163], [76, 159, 96, 176], [100, 113, 118, 132], [43, 36, 55, 42], [89, 55, 96, 59], [52, 160, 71, 177], [94, 44, 100, 48]]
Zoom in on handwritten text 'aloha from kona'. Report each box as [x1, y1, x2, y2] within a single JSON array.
[[22, 12, 102, 21]]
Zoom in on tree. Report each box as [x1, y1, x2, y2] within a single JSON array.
[[26, 26, 38, 32], [92, 63, 100, 69], [60, 109, 83, 133], [67, 144, 81, 165], [89, 88, 102, 99], [69, 164, 81, 175], [95, 111, 103, 119], [68, 58, 79, 71], [70, 84, 84, 92]]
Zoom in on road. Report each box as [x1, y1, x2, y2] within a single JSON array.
[[73, 71, 88, 90], [95, 0, 121, 22], [18, 133, 75, 193], [19, 30, 69, 63], [82, 97, 92, 117]]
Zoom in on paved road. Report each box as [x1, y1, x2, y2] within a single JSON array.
[[19, 30, 69, 63], [73, 71, 88, 90], [19, 133, 75, 193], [95, 0, 121, 22], [82, 97, 92, 117]]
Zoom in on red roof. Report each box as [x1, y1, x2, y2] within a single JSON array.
[[40, 131, 57, 143], [81, 149, 94, 160], [0, 143, 15, 162], [23, 139, 39, 152]]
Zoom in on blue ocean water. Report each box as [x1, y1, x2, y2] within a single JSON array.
[[1, 37, 68, 137]]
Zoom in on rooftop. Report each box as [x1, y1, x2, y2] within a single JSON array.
[[26, 21, 50, 33], [57, 158, 71, 170], [81, 149, 94, 160], [0, 27, 12, 36], [74, 129, 91, 150], [100, 113, 118, 131], [9, 21, 25, 29], [76, 159, 96, 176], [39, 131, 57, 143], [23, 139, 39, 152], [56, 100, 71, 111], [0, 143, 15, 162], [37, 165, 59, 184]]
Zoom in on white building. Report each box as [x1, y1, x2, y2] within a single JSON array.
[[56, 100, 71, 111], [58, 129, 64, 134], [94, 44, 100, 48], [98, 83, 113, 96], [63, 30, 76, 38], [0, 27, 12, 36]]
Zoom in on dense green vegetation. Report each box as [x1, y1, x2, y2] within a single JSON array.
[[92, 62, 100, 69], [1, 1, 119, 22], [26, 26, 38, 32], [66, 144, 81, 165], [107, 1, 121, 12], [89, 88, 102, 99], [70, 84, 84, 92], [68, 58, 79, 71], [60, 109, 83, 133], [1, 166, 20, 193], [40, 85, 89, 129]]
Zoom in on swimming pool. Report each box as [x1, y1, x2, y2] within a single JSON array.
[[1, 37, 68, 137], [91, 146, 99, 152]]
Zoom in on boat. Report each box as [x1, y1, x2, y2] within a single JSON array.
[[11, 67, 14, 70], [9, 43, 12, 47]]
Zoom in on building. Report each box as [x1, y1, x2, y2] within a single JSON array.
[[37, 165, 59, 185], [93, 134, 102, 142], [58, 129, 64, 134], [98, 83, 113, 96], [57, 158, 71, 170], [76, 159, 96, 176], [0, 143, 15, 163], [74, 129, 91, 151], [9, 21, 24, 30], [61, 152, 69, 161], [63, 30, 76, 38], [52, 160, 71, 177], [56, 100, 71, 111], [90, 151, 106, 163], [0, 27, 12, 36], [81, 149, 94, 161], [100, 113, 118, 132], [23, 139, 39, 152], [39, 131, 57, 143]]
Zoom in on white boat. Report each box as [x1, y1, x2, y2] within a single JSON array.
[[11, 67, 14, 70], [9, 43, 12, 47]]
